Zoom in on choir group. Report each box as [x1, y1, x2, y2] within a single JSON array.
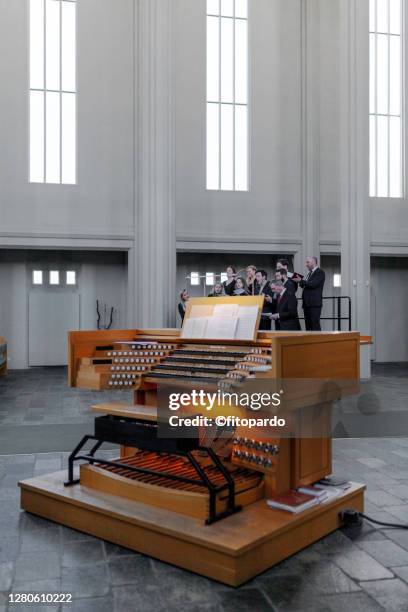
[[178, 258, 326, 332]]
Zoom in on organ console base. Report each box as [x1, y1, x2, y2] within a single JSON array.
[[19, 471, 365, 586]]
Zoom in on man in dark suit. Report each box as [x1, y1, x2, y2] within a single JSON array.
[[276, 259, 300, 294], [275, 269, 296, 294], [254, 269, 274, 330], [299, 257, 325, 331], [269, 282, 301, 331]]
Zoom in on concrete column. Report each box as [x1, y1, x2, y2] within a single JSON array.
[[132, 0, 176, 328], [339, 0, 371, 378], [301, 0, 321, 264]]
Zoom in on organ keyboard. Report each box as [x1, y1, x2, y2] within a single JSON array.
[[75, 341, 272, 390]]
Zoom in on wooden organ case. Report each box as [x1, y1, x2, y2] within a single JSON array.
[[19, 324, 366, 586]]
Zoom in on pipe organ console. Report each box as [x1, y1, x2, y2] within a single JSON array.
[[19, 325, 366, 586]]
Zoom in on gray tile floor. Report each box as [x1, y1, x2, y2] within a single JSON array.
[[0, 368, 130, 454], [0, 366, 408, 611], [0, 367, 130, 426]]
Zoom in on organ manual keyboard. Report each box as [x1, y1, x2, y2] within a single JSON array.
[[19, 298, 367, 586], [75, 341, 271, 389]]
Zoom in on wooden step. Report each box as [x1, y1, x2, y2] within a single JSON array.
[[19, 472, 365, 587]]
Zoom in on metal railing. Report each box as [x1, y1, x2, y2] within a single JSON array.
[[297, 296, 352, 331]]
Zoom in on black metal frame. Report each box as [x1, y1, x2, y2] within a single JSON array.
[[298, 296, 352, 331], [64, 434, 242, 525]]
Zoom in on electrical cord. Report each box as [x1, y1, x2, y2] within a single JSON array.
[[340, 509, 408, 530], [360, 512, 408, 529]]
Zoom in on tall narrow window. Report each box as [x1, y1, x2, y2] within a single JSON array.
[[206, 0, 248, 191], [30, 0, 77, 184], [370, 0, 404, 197]]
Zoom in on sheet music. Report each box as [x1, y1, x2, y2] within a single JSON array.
[[235, 317, 257, 340], [182, 317, 209, 339], [183, 301, 261, 340], [213, 304, 240, 318], [190, 305, 213, 318], [205, 316, 238, 339], [238, 305, 259, 318], [235, 305, 259, 340]]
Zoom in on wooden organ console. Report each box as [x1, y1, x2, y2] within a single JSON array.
[[19, 322, 366, 586], [0, 337, 7, 376]]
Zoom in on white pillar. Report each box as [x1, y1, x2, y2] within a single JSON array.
[[339, 0, 371, 378], [132, 0, 176, 328], [301, 0, 321, 264]]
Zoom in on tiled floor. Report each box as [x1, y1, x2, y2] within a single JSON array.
[[1, 367, 408, 611], [0, 368, 130, 426], [0, 368, 130, 454]]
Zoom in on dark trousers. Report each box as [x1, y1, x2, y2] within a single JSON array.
[[259, 316, 272, 331], [304, 306, 322, 331]]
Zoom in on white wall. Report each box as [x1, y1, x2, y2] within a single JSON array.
[[79, 257, 128, 330], [174, 0, 302, 246], [314, 0, 408, 255], [371, 257, 408, 362], [28, 292, 80, 366], [0, 0, 134, 240], [317, 0, 342, 247], [0, 250, 127, 368], [0, 263, 29, 368]]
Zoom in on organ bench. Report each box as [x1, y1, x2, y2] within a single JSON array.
[[19, 326, 365, 586]]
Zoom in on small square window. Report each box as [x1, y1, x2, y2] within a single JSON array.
[[49, 270, 60, 285], [206, 272, 215, 286], [333, 274, 341, 288], [32, 270, 43, 285], [220, 273, 228, 283], [190, 272, 200, 286], [66, 270, 76, 285]]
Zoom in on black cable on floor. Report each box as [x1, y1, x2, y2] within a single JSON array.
[[340, 508, 408, 530], [360, 512, 408, 530]]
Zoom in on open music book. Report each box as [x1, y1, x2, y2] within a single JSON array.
[[182, 303, 260, 341]]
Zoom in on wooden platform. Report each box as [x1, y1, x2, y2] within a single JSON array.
[[19, 472, 365, 586]]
